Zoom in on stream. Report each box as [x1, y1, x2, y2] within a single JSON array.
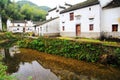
[[0, 45, 120, 80]]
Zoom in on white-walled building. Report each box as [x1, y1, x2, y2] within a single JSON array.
[[60, 0, 101, 39], [59, 0, 120, 39], [7, 19, 35, 33], [101, 0, 120, 38], [46, 6, 65, 20], [0, 16, 2, 31], [36, 17, 59, 37]]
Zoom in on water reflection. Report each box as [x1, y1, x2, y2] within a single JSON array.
[[0, 46, 60, 80], [13, 61, 59, 80]]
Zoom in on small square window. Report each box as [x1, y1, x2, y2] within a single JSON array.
[[112, 24, 118, 32], [89, 24, 94, 31], [89, 8, 91, 11], [18, 24, 20, 26]]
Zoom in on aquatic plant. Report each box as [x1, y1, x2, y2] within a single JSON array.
[[17, 37, 120, 66]]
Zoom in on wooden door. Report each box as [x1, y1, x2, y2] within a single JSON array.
[[76, 24, 81, 36]]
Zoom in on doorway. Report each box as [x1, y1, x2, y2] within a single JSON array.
[[76, 24, 81, 36]]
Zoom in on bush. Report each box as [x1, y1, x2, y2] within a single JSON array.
[[17, 37, 120, 66], [0, 56, 16, 80]]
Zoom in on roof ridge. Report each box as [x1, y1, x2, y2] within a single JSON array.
[[60, 0, 99, 14]]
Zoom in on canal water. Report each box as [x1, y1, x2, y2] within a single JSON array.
[[0, 45, 120, 80]]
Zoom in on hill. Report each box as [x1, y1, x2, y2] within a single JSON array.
[[17, 0, 51, 11]]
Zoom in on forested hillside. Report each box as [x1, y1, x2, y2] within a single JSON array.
[[0, 0, 50, 30], [17, 1, 51, 11]]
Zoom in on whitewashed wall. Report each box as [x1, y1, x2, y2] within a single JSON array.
[[46, 7, 64, 20], [36, 18, 60, 36], [60, 4, 101, 38], [7, 20, 35, 33], [11, 27, 23, 33], [101, 7, 120, 38]]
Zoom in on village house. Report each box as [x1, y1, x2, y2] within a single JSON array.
[[101, 0, 120, 39], [35, 4, 71, 37], [35, 17, 59, 36], [7, 19, 35, 33], [60, 0, 101, 39], [0, 15, 2, 31], [59, 0, 120, 39]]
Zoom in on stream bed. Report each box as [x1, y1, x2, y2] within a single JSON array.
[[0, 45, 120, 80]]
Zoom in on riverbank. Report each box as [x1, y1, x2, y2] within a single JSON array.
[[0, 55, 16, 80], [20, 48, 120, 80], [18, 37, 120, 67]]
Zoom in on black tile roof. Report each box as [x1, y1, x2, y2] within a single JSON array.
[[48, 6, 66, 12], [65, 2, 72, 7], [48, 7, 57, 12], [11, 20, 27, 23], [35, 17, 59, 26], [60, 0, 99, 14], [103, 0, 120, 9]]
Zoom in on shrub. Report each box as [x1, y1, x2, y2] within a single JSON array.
[[17, 37, 120, 66], [0, 56, 16, 80]]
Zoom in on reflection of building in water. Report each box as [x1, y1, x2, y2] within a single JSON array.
[[0, 49, 5, 57], [9, 46, 20, 57], [0, 45, 20, 57], [13, 61, 60, 80]]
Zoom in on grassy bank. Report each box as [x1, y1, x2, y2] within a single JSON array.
[[17, 37, 120, 67], [0, 55, 16, 80]]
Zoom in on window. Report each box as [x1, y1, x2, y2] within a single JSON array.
[[89, 24, 94, 31], [56, 10, 59, 12], [112, 24, 118, 32], [70, 12, 74, 21], [62, 26, 65, 31], [89, 8, 91, 11], [17, 24, 20, 26]]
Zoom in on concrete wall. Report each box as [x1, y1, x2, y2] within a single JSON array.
[[60, 4, 101, 39], [101, 7, 120, 38]]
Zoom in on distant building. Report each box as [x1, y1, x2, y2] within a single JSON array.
[[36, 17, 59, 37], [0, 15, 2, 31], [7, 19, 35, 33]]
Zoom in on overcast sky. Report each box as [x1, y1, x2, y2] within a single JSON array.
[[13, 0, 86, 8], [12, 0, 112, 8]]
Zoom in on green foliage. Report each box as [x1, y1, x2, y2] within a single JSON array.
[[0, 56, 16, 80], [115, 48, 120, 64], [17, 37, 118, 64], [17, 0, 51, 11], [0, 0, 47, 29]]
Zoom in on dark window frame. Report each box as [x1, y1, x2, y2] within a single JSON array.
[[89, 24, 94, 31], [70, 12, 74, 21], [112, 24, 118, 32]]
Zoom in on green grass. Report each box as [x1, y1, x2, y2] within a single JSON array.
[[58, 37, 120, 47]]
